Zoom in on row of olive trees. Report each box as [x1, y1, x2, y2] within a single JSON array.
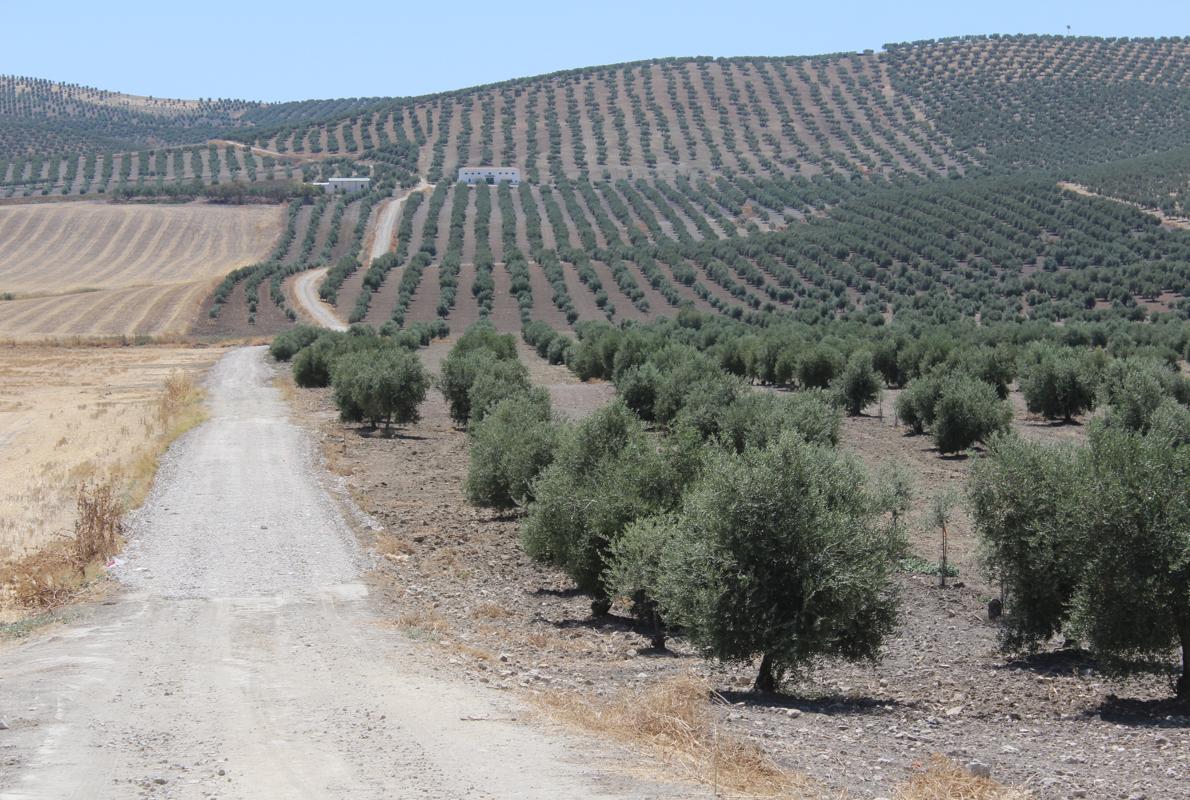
[[894, 341, 1190, 453], [270, 321, 447, 427], [462, 321, 908, 693], [971, 399, 1190, 699], [501, 318, 1190, 698]]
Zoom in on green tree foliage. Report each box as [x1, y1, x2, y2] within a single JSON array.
[[931, 375, 1012, 453], [520, 402, 681, 614], [292, 334, 347, 388], [627, 431, 903, 692], [438, 323, 519, 425], [269, 325, 322, 362], [797, 346, 842, 389], [1098, 357, 1190, 433], [1074, 426, 1190, 699], [835, 350, 883, 416], [617, 363, 663, 422], [969, 435, 1089, 648], [894, 374, 945, 434], [604, 514, 680, 650], [714, 391, 840, 451], [465, 390, 558, 509], [329, 347, 430, 428], [972, 427, 1190, 699], [1019, 347, 1098, 422], [466, 358, 532, 426]]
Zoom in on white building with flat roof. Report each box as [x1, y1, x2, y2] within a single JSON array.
[[458, 167, 520, 186], [322, 176, 371, 194]]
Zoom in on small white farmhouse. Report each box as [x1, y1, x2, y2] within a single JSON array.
[[323, 177, 371, 194], [458, 167, 520, 185]]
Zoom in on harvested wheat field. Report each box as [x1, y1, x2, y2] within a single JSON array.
[[0, 345, 218, 573], [0, 202, 281, 339]]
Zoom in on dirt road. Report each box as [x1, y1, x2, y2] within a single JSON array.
[[0, 347, 670, 799], [368, 182, 430, 263], [293, 267, 348, 331]]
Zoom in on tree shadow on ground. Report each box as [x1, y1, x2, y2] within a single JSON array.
[[1000, 647, 1100, 675], [716, 689, 909, 716], [480, 510, 525, 523], [538, 611, 691, 653], [1001, 648, 1176, 681], [350, 427, 428, 441], [1096, 695, 1189, 726], [544, 611, 642, 635], [1023, 418, 1083, 428], [529, 586, 584, 599]]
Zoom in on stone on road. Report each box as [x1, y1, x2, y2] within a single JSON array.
[[0, 347, 668, 799]]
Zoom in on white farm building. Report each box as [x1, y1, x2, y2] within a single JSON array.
[[316, 177, 371, 194], [458, 167, 520, 186]]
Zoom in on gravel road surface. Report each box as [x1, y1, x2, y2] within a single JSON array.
[[0, 347, 673, 799], [368, 181, 430, 263], [293, 268, 347, 331]]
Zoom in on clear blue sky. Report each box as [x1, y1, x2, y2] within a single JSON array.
[[5, 0, 1188, 102]]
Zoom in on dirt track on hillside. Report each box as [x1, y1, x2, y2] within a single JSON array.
[[0, 347, 677, 799], [293, 267, 348, 331]]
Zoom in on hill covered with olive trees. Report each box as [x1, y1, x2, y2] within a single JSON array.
[[3, 34, 1190, 337]]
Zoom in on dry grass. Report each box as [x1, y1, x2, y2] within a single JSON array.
[[894, 756, 1033, 800], [122, 371, 207, 508], [4, 481, 124, 608], [448, 642, 496, 662], [471, 602, 512, 620], [394, 608, 451, 636], [0, 351, 213, 613], [536, 675, 823, 798]]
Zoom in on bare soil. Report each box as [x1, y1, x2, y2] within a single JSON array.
[[0, 202, 281, 340]]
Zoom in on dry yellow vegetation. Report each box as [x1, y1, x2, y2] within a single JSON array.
[[0, 202, 281, 339], [0, 345, 219, 576]]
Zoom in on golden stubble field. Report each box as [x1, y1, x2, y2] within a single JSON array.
[[0, 201, 282, 340], [0, 345, 221, 571]]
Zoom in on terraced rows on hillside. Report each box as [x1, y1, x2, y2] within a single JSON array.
[[0, 74, 390, 162], [270, 172, 1189, 336], [5, 35, 1190, 337]]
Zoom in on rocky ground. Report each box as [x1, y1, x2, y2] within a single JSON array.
[[286, 339, 1189, 800]]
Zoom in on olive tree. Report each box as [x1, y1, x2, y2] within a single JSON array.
[[466, 357, 531, 426], [969, 434, 1089, 648], [1074, 426, 1190, 700], [931, 376, 1012, 453], [894, 374, 944, 434], [972, 427, 1190, 699], [835, 350, 883, 416], [640, 431, 904, 692], [330, 347, 430, 428], [438, 322, 520, 424], [520, 402, 666, 614], [1020, 347, 1097, 422], [465, 389, 557, 508]]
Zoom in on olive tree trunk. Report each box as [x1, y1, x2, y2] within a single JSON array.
[[1178, 620, 1190, 701], [754, 653, 777, 693]]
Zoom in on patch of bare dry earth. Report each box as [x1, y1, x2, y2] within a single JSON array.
[[0, 202, 281, 339], [0, 345, 219, 564]]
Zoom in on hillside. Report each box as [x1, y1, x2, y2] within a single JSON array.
[[2, 34, 1189, 337], [0, 74, 391, 162]]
